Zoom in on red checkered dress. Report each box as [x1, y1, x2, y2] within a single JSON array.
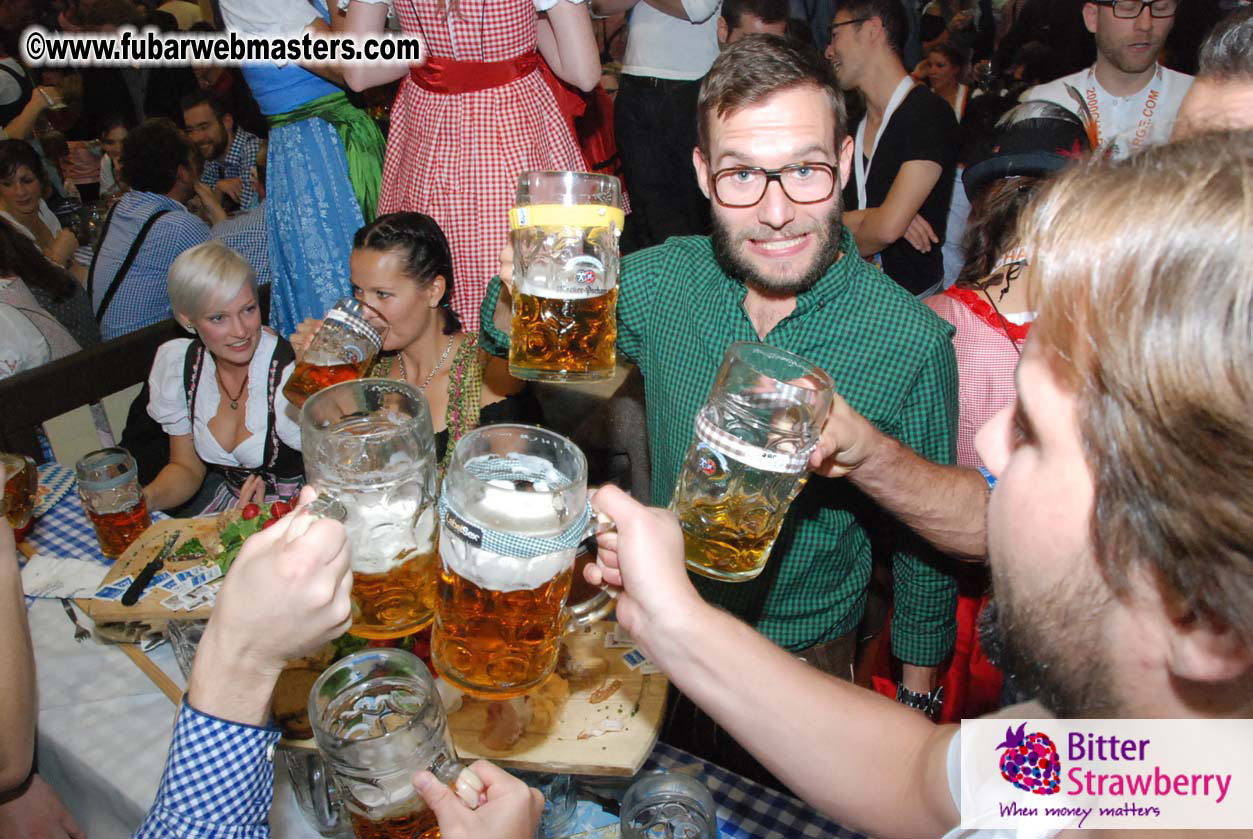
[[382, 0, 588, 323], [925, 287, 1030, 469]]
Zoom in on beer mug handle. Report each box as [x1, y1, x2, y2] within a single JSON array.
[[309, 756, 342, 831], [567, 508, 617, 628]]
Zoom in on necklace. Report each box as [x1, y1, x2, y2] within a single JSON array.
[[398, 335, 456, 391], [216, 367, 249, 410]]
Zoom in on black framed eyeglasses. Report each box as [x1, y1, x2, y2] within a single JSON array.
[[711, 163, 837, 208], [1093, 0, 1176, 17], [828, 17, 869, 39]]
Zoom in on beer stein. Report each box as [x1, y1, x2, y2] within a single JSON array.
[[508, 171, 624, 383], [284, 298, 385, 408], [308, 648, 482, 839], [670, 343, 833, 582], [75, 447, 151, 559], [1, 452, 37, 530], [432, 424, 615, 699], [302, 379, 439, 639], [620, 771, 719, 839]]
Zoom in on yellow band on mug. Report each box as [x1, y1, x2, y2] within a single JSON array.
[[509, 204, 626, 231]]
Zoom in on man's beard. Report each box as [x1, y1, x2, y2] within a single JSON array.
[[1098, 32, 1163, 76], [204, 133, 229, 161], [978, 581, 1119, 717], [710, 203, 843, 296]]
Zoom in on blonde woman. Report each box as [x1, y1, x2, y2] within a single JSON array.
[[143, 241, 303, 515]]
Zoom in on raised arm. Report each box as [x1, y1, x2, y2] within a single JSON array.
[[586, 486, 960, 839], [810, 389, 989, 558], [335, 0, 412, 92], [844, 159, 943, 257], [536, 0, 601, 92]]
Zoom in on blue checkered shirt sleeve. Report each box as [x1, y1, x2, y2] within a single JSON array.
[[133, 700, 281, 839], [200, 130, 261, 210]]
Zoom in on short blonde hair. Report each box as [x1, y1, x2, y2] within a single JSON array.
[[1020, 130, 1253, 644], [167, 241, 257, 321]]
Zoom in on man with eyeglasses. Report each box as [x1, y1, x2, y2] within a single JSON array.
[[483, 34, 959, 782], [824, 0, 961, 297], [1023, 0, 1193, 158]]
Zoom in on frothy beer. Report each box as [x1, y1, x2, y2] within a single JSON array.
[[433, 477, 576, 699], [343, 494, 439, 639], [283, 355, 369, 409], [509, 286, 618, 382]]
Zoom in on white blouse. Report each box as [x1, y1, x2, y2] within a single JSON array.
[[147, 330, 302, 469], [0, 200, 62, 243], [218, 0, 322, 36], [338, 0, 583, 13]]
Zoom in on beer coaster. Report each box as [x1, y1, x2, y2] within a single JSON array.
[[33, 464, 75, 518]]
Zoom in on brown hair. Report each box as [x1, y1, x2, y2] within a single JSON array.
[[1021, 130, 1253, 645], [697, 35, 846, 155], [954, 175, 1040, 290]]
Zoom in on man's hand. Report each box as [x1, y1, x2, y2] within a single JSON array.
[[191, 182, 227, 225], [214, 178, 244, 204], [497, 243, 515, 291], [188, 487, 352, 724], [903, 214, 938, 253], [0, 775, 86, 839], [808, 390, 883, 479], [413, 760, 542, 839], [584, 486, 703, 658]]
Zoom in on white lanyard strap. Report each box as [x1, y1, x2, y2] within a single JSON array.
[[854, 75, 914, 210], [1084, 65, 1164, 155]]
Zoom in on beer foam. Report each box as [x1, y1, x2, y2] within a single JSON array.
[[439, 530, 574, 593], [347, 498, 437, 575]]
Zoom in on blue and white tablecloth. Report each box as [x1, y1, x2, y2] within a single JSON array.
[[25, 461, 166, 566]]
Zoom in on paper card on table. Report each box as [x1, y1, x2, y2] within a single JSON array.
[[604, 623, 635, 649], [20, 554, 111, 599], [94, 575, 135, 601], [161, 591, 193, 611], [621, 649, 661, 675], [173, 565, 220, 591]]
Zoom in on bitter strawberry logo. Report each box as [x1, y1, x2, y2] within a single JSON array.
[[997, 723, 1061, 795]]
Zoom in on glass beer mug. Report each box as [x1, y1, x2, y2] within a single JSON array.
[[301, 379, 439, 639], [670, 343, 834, 582], [508, 171, 624, 383], [432, 424, 615, 699], [75, 447, 152, 559], [0, 452, 37, 531], [309, 649, 482, 839], [284, 298, 385, 408]]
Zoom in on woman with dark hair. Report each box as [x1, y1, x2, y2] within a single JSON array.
[[0, 218, 98, 347], [921, 100, 1090, 720], [292, 212, 540, 475], [0, 139, 80, 274], [926, 42, 970, 120], [97, 114, 130, 199]]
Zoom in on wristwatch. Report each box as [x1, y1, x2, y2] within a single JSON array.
[[896, 683, 944, 720]]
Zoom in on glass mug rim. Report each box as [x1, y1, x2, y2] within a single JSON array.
[[446, 423, 588, 496], [75, 446, 139, 492], [720, 341, 836, 397], [307, 647, 440, 756], [300, 377, 434, 444], [515, 170, 623, 206]]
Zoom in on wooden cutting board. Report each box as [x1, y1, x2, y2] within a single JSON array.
[[448, 622, 668, 777], [80, 516, 225, 626]]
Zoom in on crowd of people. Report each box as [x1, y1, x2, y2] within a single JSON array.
[[1, 0, 1251, 835]]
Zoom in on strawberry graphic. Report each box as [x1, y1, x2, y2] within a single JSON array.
[[996, 723, 1061, 795]]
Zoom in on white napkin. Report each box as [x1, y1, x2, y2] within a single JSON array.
[[20, 554, 109, 599]]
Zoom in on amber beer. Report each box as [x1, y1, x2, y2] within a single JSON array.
[[509, 287, 618, 381], [348, 805, 439, 839], [432, 556, 573, 699], [1, 453, 37, 530], [283, 360, 368, 408], [350, 542, 439, 639], [87, 499, 153, 559], [676, 493, 795, 580]]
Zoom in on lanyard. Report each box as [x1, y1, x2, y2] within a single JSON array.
[[854, 76, 914, 210], [1085, 65, 1163, 156]]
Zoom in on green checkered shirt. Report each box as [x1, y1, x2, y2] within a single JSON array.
[[481, 229, 959, 664]]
